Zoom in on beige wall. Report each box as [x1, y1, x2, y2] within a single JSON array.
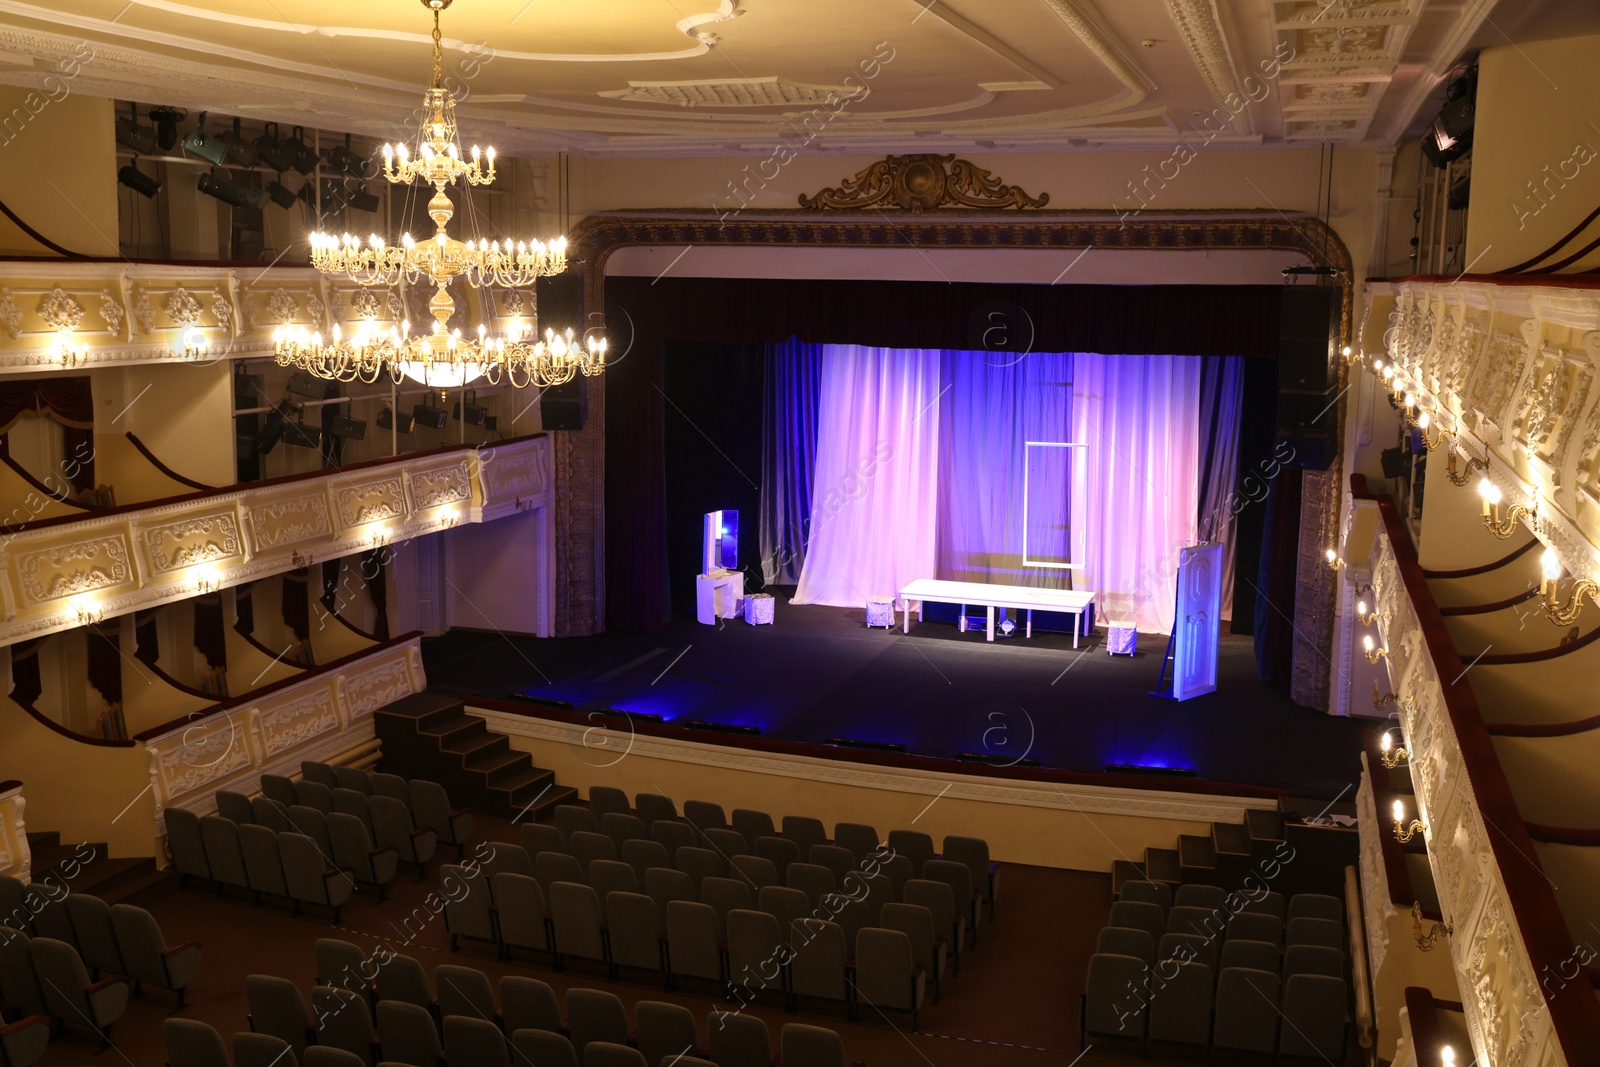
[[90, 362, 235, 488], [1465, 35, 1600, 273], [0, 80, 117, 258]]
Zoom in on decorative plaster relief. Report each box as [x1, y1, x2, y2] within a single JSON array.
[[257, 689, 339, 757], [248, 495, 332, 550], [335, 477, 406, 527], [16, 535, 134, 604], [143, 513, 242, 573]]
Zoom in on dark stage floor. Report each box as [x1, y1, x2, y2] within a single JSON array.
[[422, 600, 1372, 798]]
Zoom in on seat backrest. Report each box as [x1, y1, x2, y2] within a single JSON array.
[[1220, 938, 1280, 975], [1213, 967, 1281, 1053], [589, 859, 640, 901], [294, 779, 334, 813], [785, 862, 837, 907], [651, 820, 695, 862], [376, 999, 441, 1066], [215, 790, 253, 824], [584, 1041, 648, 1067], [588, 786, 631, 821], [729, 854, 778, 890], [0, 927, 46, 1017], [1166, 904, 1225, 942], [535, 851, 585, 895], [165, 1017, 230, 1067], [571, 830, 617, 871], [239, 822, 289, 897], [281, 832, 347, 907], [1228, 912, 1282, 947], [554, 804, 599, 843], [301, 761, 338, 788], [1240, 890, 1286, 920], [372, 773, 411, 805], [1173, 883, 1226, 912], [245, 973, 313, 1055], [922, 860, 973, 911], [328, 812, 379, 878], [789, 918, 847, 1001], [703, 827, 749, 859], [700, 877, 753, 935], [623, 839, 670, 885], [808, 844, 854, 885], [286, 805, 332, 855], [675, 846, 722, 892], [334, 766, 371, 795], [1097, 925, 1154, 964], [1083, 953, 1149, 1039], [1279, 973, 1349, 1059], [886, 830, 934, 874], [164, 807, 210, 879], [375, 952, 434, 1010], [369, 795, 420, 859], [501, 974, 563, 1035], [304, 1047, 370, 1067], [488, 870, 545, 950], [664, 900, 722, 982], [902, 879, 956, 937], [1286, 893, 1343, 924], [780, 1023, 847, 1067], [259, 774, 297, 807], [1283, 943, 1345, 979], [1285, 916, 1344, 951], [311, 984, 375, 1065], [436, 963, 497, 1022], [602, 813, 647, 851], [200, 814, 248, 887], [29, 936, 91, 1018], [683, 800, 727, 832], [1118, 879, 1172, 913], [1158, 931, 1218, 971], [645, 866, 696, 915], [854, 927, 916, 1010], [314, 938, 368, 994], [708, 1010, 771, 1067], [510, 1027, 578, 1067], [443, 1014, 508, 1067], [635, 793, 678, 830], [65, 893, 123, 976], [754, 836, 800, 881], [232, 1031, 296, 1067], [725, 908, 783, 991], [107, 902, 168, 984], [635, 999, 699, 1067], [487, 842, 533, 879], [1147, 960, 1214, 1046], [880, 902, 937, 973], [522, 822, 568, 858], [551, 881, 606, 960], [1108, 899, 1165, 945], [780, 816, 827, 858], [565, 987, 629, 1058], [604, 891, 663, 967], [877, 853, 914, 900], [331, 788, 373, 829], [942, 836, 991, 898], [759, 885, 812, 940], [731, 808, 775, 843]]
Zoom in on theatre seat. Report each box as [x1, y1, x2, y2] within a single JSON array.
[[108, 903, 203, 1008]]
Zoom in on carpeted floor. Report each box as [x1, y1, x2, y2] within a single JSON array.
[[423, 600, 1371, 797], [36, 813, 1126, 1067]]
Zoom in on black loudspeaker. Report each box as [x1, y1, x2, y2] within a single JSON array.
[[1275, 431, 1329, 471], [1278, 287, 1336, 391], [1278, 388, 1336, 434], [541, 377, 588, 431], [1380, 446, 1410, 479]]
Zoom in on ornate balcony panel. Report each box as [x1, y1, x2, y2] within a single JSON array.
[[0, 434, 548, 644]]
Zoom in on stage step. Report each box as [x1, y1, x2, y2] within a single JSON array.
[[1178, 834, 1223, 886], [1246, 808, 1285, 842], [1212, 822, 1252, 858], [1111, 860, 1146, 895], [25, 834, 163, 904], [1144, 847, 1181, 887], [375, 690, 573, 822]]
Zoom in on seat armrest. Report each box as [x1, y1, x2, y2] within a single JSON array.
[[450, 806, 471, 819], [371, 846, 398, 860], [323, 865, 356, 883], [0, 1014, 50, 1036], [411, 826, 434, 840], [911, 963, 926, 978], [162, 940, 203, 958], [86, 975, 131, 994]]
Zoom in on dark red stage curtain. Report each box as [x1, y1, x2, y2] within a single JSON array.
[[193, 595, 227, 668], [0, 377, 96, 491], [282, 569, 310, 640], [133, 609, 160, 665], [235, 582, 255, 635], [85, 624, 122, 706], [602, 277, 1286, 632], [363, 548, 391, 640], [9, 638, 42, 709]]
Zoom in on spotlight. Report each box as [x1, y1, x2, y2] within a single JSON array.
[[282, 421, 323, 449], [319, 179, 349, 214], [264, 181, 297, 209], [824, 737, 907, 753], [149, 106, 186, 151], [328, 414, 367, 441], [347, 185, 381, 213], [288, 370, 334, 398], [377, 407, 415, 433], [117, 164, 161, 198], [197, 172, 269, 210], [254, 122, 296, 172], [684, 720, 762, 737], [327, 135, 372, 179], [115, 103, 159, 154], [182, 114, 229, 166], [216, 116, 259, 167], [282, 126, 321, 174], [412, 400, 448, 429], [453, 397, 487, 426]]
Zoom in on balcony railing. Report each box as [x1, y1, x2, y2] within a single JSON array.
[[0, 433, 550, 644]]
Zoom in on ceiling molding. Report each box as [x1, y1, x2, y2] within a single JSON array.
[[1039, 0, 1159, 108], [1371, 0, 1498, 144], [1164, 0, 1256, 135], [597, 77, 864, 109], [1269, 0, 1426, 143]]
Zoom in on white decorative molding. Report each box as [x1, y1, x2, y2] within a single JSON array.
[[256, 690, 338, 757], [142, 513, 242, 573], [0, 782, 29, 883], [1270, 0, 1425, 143], [599, 77, 861, 108], [1163, 0, 1254, 134]]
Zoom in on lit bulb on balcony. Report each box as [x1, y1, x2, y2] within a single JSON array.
[[1380, 732, 1392, 753], [1392, 799, 1404, 823], [1417, 411, 1430, 429], [1441, 1046, 1455, 1066]]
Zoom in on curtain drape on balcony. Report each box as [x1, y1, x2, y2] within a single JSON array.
[[85, 624, 122, 707], [282, 569, 310, 640], [9, 638, 42, 709], [363, 548, 390, 640], [0, 377, 95, 490]]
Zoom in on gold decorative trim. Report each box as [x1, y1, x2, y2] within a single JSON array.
[[798, 154, 1049, 213]]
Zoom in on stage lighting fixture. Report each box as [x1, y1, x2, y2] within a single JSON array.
[[255, 419, 286, 455], [347, 184, 381, 213], [264, 181, 297, 209], [148, 106, 185, 151], [453, 398, 487, 426], [282, 126, 322, 174], [115, 104, 159, 154], [197, 172, 269, 210], [1105, 762, 1196, 778], [953, 751, 1042, 767], [327, 414, 367, 441], [825, 737, 907, 753], [376, 407, 415, 433], [319, 179, 350, 214], [506, 694, 577, 710], [684, 720, 762, 737], [182, 115, 230, 166], [254, 122, 296, 173], [287, 369, 334, 399], [326, 134, 372, 179], [217, 116, 259, 167], [412, 401, 449, 430], [117, 164, 161, 199], [601, 707, 662, 723], [282, 421, 323, 449]]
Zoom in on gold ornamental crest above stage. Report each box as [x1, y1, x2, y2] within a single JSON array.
[[799, 154, 1050, 213]]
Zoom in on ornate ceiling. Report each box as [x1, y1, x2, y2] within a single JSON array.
[[0, 0, 1553, 155]]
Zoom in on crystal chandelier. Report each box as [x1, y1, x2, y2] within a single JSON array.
[[282, 0, 605, 388]]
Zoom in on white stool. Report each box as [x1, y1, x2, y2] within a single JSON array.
[[744, 593, 775, 626], [1107, 623, 1137, 656], [865, 596, 896, 629]]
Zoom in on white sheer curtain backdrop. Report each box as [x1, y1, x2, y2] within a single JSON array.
[[1070, 354, 1203, 633], [791, 346, 943, 608]]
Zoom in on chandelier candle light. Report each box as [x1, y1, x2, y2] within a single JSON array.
[[281, 0, 605, 388]]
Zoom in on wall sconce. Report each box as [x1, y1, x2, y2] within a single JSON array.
[[196, 577, 221, 595], [1478, 478, 1534, 539], [180, 327, 210, 360], [1325, 549, 1345, 571], [1412, 901, 1452, 951], [1379, 727, 1409, 765], [56, 335, 89, 367], [1363, 634, 1388, 663], [1402, 392, 1418, 420], [513, 496, 536, 513], [1445, 444, 1487, 487], [1392, 799, 1426, 842], [74, 601, 104, 626], [290, 550, 308, 567], [438, 513, 461, 529], [1373, 683, 1399, 712], [1356, 598, 1379, 625], [1539, 547, 1598, 626], [1415, 411, 1447, 451], [371, 531, 392, 548]]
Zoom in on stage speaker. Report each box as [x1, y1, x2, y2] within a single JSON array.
[[1278, 388, 1335, 434], [1278, 287, 1337, 391], [1275, 431, 1330, 471], [542, 377, 587, 431], [1380, 446, 1410, 479]]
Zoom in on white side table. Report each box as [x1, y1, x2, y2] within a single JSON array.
[[744, 593, 774, 625], [866, 596, 897, 629]]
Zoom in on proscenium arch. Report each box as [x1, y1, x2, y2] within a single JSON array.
[[548, 210, 1354, 638]]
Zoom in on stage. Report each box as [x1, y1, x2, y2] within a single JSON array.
[[421, 597, 1369, 798]]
